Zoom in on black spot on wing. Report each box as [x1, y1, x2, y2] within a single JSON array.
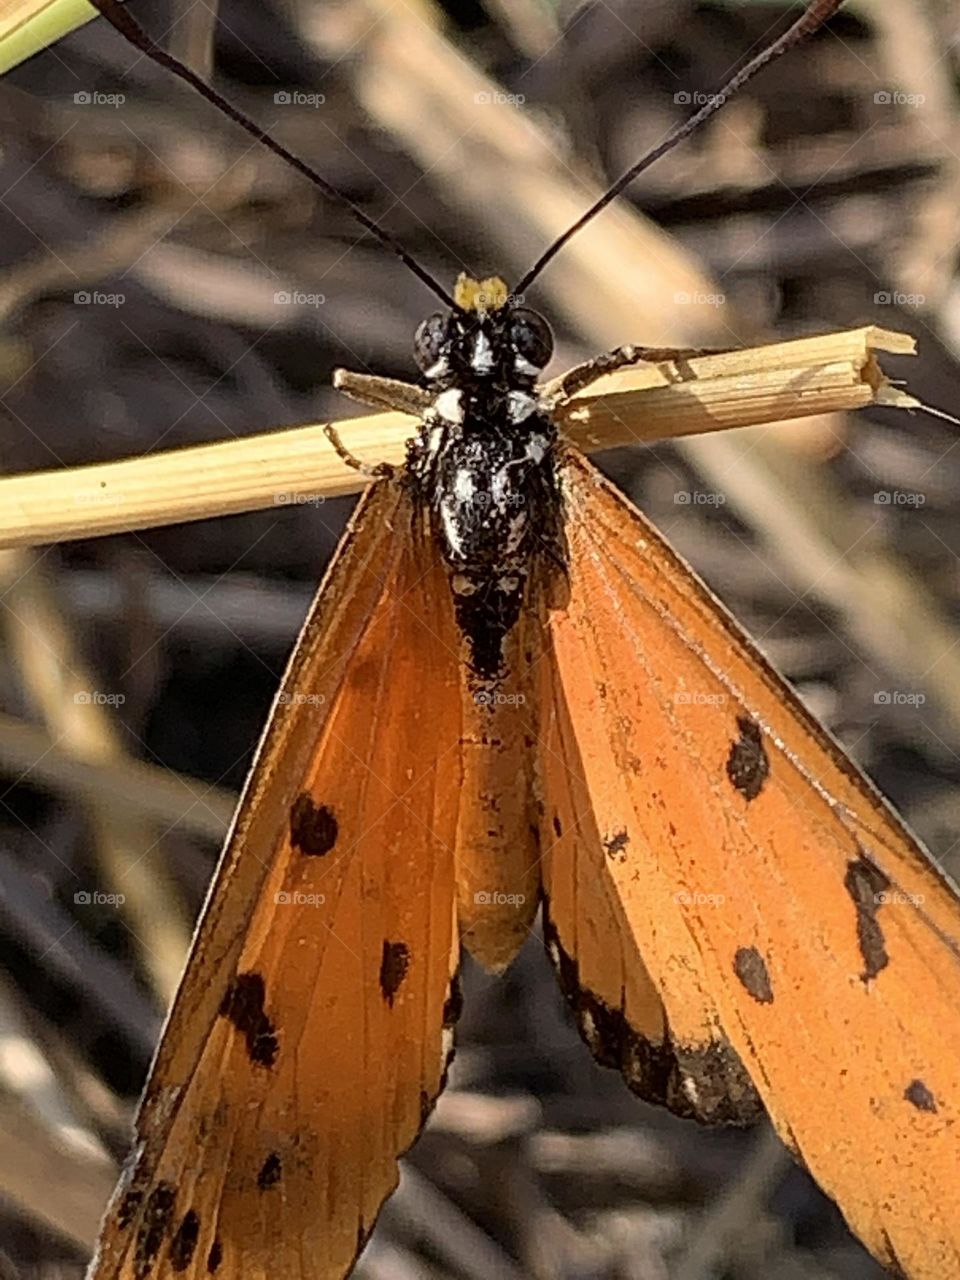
[[133, 1182, 176, 1280], [726, 716, 769, 801], [436, 973, 461, 1098], [169, 1209, 200, 1272], [207, 1239, 223, 1273], [667, 1038, 763, 1125], [117, 1155, 152, 1233], [543, 910, 762, 1124], [904, 1078, 938, 1113], [603, 829, 629, 862], [257, 1152, 282, 1191], [733, 946, 774, 1004], [219, 972, 279, 1067], [843, 856, 890, 981], [118, 1188, 143, 1231], [878, 1228, 907, 1280], [290, 795, 338, 856], [552, 814, 563, 838], [380, 940, 411, 1006], [442, 973, 464, 1027]]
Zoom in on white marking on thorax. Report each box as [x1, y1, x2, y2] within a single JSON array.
[[523, 432, 550, 463], [420, 422, 445, 465], [439, 503, 464, 558], [491, 468, 510, 506], [471, 330, 496, 374], [507, 390, 538, 423], [433, 388, 464, 423], [453, 469, 475, 502]]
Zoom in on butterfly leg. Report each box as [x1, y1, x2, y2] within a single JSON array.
[[544, 344, 731, 407], [334, 369, 432, 417], [326, 370, 431, 476], [324, 423, 396, 478]]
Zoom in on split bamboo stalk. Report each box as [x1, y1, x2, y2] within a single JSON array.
[[0, 326, 917, 549]]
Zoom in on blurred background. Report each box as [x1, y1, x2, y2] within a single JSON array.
[[1, 0, 959, 1275]]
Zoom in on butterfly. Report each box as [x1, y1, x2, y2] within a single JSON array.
[[79, 2, 960, 1278]]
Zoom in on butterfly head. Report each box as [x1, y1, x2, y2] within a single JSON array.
[[413, 274, 554, 386]]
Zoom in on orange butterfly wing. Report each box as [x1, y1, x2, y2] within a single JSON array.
[[537, 449, 960, 1278], [89, 482, 464, 1280]]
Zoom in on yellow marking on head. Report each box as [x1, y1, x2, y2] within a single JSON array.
[[454, 274, 510, 313]]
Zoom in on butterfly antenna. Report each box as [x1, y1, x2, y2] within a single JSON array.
[[515, 0, 844, 296], [89, 0, 455, 308]]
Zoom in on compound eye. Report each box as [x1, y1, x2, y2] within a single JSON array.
[[414, 313, 450, 375], [510, 309, 554, 372]]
